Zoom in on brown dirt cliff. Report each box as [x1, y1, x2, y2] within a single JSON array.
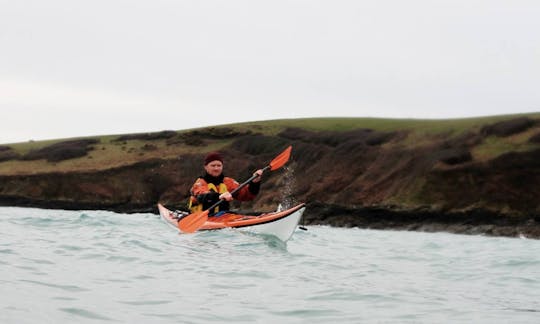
[[1, 116, 539, 238]]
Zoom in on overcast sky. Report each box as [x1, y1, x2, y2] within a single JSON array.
[[1, 0, 539, 144]]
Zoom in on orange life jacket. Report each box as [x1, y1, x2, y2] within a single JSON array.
[[188, 176, 258, 214], [188, 181, 228, 213]]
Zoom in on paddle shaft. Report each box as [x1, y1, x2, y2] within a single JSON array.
[[206, 165, 270, 212]]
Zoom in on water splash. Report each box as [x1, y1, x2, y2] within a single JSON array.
[[278, 165, 297, 210]]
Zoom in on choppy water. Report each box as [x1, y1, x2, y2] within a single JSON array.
[[1, 207, 539, 323]]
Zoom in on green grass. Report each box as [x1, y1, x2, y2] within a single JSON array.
[[235, 113, 540, 134], [2, 113, 539, 175], [472, 127, 540, 160]]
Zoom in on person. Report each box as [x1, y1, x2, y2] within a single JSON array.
[[188, 152, 263, 215]]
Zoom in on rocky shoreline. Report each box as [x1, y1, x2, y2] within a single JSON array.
[[1, 116, 539, 240], [2, 197, 538, 239], [303, 202, 540, 239]]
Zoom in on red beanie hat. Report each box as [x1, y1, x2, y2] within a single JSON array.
[[204, 152, 223, 165]]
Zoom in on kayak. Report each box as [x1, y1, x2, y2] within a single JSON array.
[[157, 203, 306, 242]]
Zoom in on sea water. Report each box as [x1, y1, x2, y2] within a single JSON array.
[[1, 207, 539, 323]]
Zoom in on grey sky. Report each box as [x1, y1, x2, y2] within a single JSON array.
[[1, 0, 539, 143]]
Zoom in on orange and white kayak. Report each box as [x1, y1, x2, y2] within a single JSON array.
[[158, 203, 306, 242]]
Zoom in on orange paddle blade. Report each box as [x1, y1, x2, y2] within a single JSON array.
[[269, 145, 292, 171], [178, 211, 209, 233]]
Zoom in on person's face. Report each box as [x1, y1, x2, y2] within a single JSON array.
[[204, 160, 223, 177]]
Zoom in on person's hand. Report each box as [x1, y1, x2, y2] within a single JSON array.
[[219, 192, 233, 201], [252, 169, 263, 183]]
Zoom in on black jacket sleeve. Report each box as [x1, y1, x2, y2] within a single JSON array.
[[248, 181, 260, 195]]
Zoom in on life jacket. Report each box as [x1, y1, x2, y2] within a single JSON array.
[[188, 180, 229, 213]]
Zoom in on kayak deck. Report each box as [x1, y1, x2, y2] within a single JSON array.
[[158, 203, 306, 241]]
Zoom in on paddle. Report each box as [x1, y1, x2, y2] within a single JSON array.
[[178, 145, 292, 233]]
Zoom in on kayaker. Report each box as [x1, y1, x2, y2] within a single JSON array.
[[188, 152, 263, 215]]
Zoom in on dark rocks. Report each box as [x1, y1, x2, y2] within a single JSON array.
[[278, 127, 396, 147], [481, 117, 536, 137], [114, 130, 177, 142], [0, 146, 19, 162], [436, 147, 472, 165], [141, 144, 158, 151], [166, 127, 253, 147], [304, 202, 540, 239], [231, 135, 289, 155], [183, 127, 251, 139], [529, 131, 540, 143], [0, 194, 155, 213], [365, 131, 396, 146], [22, 139, 99, 162]]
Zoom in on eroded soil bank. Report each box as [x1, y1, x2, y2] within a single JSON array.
[[1, 117, 539, 239]]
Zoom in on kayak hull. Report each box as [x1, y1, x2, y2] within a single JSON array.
[[158, 203, 306, 242]]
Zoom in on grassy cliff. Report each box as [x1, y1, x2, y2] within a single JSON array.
[[1, 114, 539, 237]]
